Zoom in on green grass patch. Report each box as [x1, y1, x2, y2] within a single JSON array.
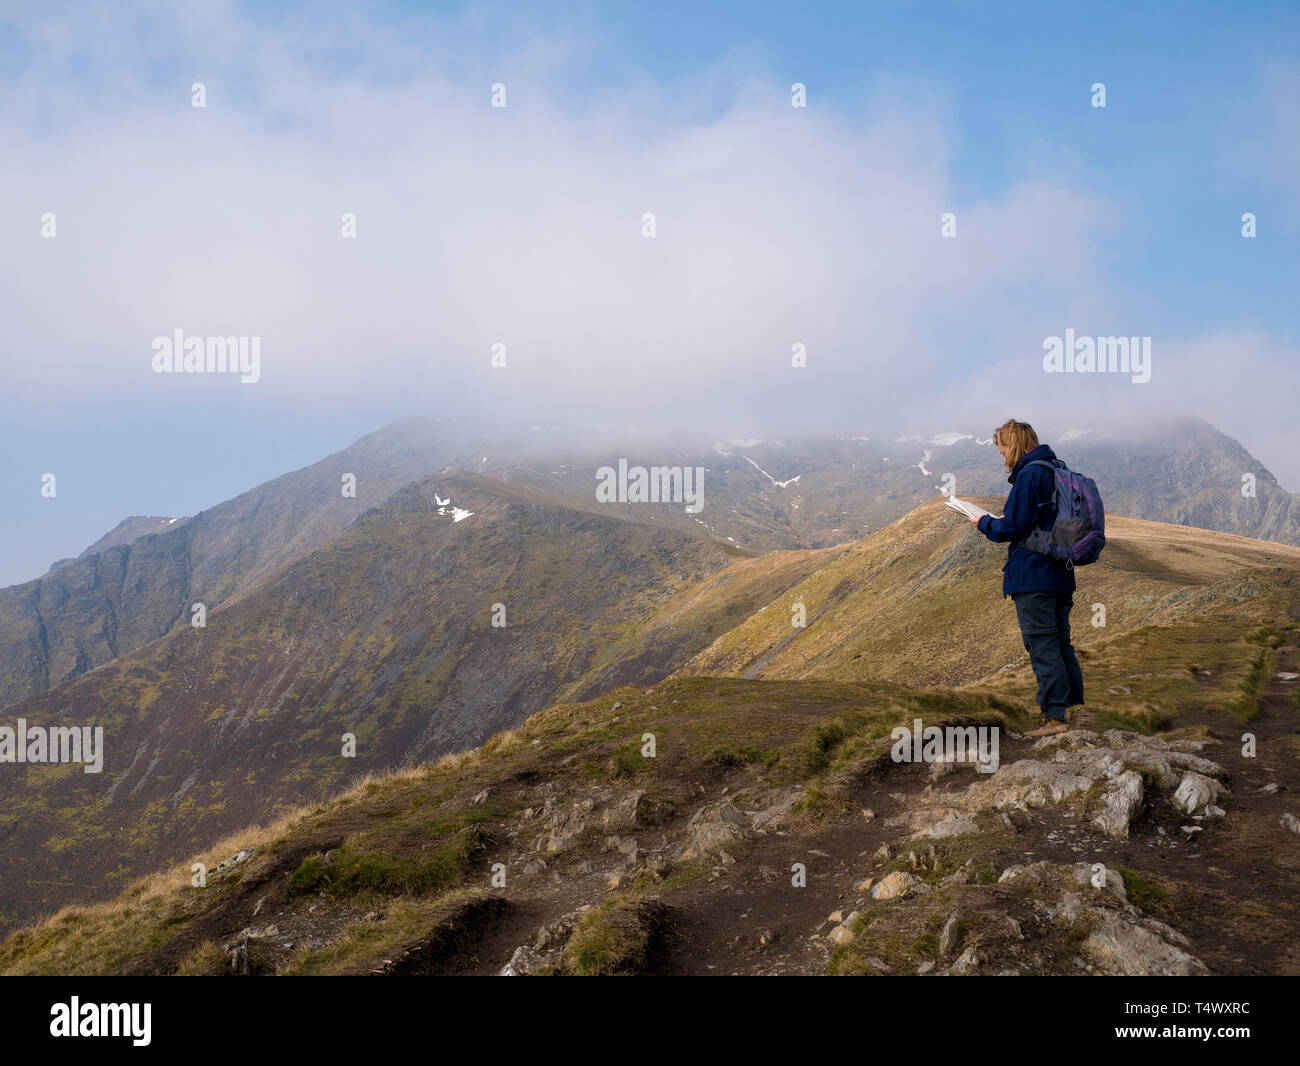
[[287, 826, 487, 899], [1116, 867, 1168, 909]]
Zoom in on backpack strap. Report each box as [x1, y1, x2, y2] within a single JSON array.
[[1015, 459, 1062, 546]]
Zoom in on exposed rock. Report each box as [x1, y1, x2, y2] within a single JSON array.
[[1082, 908, 1209, 976], [886, 806, 979, 841], [1093, 771, 1144, 838], [214, 849, 253, 875], [601, 790, 670, 830], [827, 912, 859, 946], [603, 835, 640, 864], [535, 799, 595, 854], [745, 786, 806, 832], [1281, 813, 1300, 836], [939, 914, 961, 956], [872, 871, 924, 901], [995, 916, 1023, 941], [500, 945, 548, 976], [1003, 860, 1207, 976], [1070, 862, 1128, 905], [1171, 772, 1225, 815], [531, 908, 590, 954], [677, 800, 751, 863], [900, 729, 1228, 841], [948, 945, 985, 975]]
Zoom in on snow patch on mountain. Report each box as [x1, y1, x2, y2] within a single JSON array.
[[743, 455, 801, 489], [917, 450, 934, 476], [930, 432, 974, 447], [1060, 428, 1091, 442], [433, 492, 474, 522]]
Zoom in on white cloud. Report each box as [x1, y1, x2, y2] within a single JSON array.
[[0, 3, 1294, 487]]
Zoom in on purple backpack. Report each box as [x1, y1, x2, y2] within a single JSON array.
[[1018, 458, 1106, 569]]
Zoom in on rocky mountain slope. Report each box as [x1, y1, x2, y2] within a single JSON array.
[[0, 472, 775, 932], [3, 493, 1297, 947], [4, 617, 1297, 976], [0, 418, 496, 710]]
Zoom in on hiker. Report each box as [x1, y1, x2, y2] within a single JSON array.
[[969, 419, 1084, 737]]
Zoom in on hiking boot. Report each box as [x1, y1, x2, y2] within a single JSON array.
[[1025, 718, 1069, 738]]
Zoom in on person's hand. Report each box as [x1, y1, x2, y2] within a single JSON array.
[[968, 514, 980, 524]]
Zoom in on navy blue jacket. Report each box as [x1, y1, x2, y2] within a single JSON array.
[[976, 444, 1076, 597]]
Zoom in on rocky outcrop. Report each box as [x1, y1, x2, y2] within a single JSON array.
[[992, 862, 1208, 975], [889, 729, 1228, 842]]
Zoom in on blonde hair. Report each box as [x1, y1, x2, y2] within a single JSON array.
[[992, 419, 1040, 471]]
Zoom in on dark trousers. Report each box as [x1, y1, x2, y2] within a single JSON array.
[[1012, 591, 1084, 722]]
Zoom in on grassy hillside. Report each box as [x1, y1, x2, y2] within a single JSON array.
[[5, 612, 1298, 976], [3, 496, 1298, 968], [676, 498, 1300, 693]]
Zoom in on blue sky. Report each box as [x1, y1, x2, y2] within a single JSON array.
[[1, 0, 1297, 586]]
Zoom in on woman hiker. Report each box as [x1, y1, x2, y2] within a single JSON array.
[[969, 419, 1084, 737]]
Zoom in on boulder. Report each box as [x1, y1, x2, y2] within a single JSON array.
[[826, 912, 859, 946], [1171, 772, 1225, 815], [677, 800, 751, 863], [871, 870, 923, 901]]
